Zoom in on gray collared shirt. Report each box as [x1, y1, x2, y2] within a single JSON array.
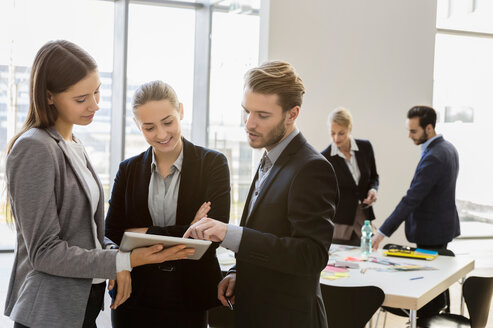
[[221, 128, 300, 252], [148, 148, 184, 227]]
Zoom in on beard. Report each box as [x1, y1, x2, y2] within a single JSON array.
[[414, 130, 428, 145], [249, 114, 287, 149]]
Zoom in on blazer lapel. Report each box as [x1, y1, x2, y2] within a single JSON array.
[[136, 147, 154, 226], [239, 167, 260, 227], [81, 145, 105, 243], [47, 127, 94, 214], [333, 154, 357, 188], [354, 148, 365, 188], [46, 127, 101, 244], [242, 133, 306, 227], [176, 138, 198, 225]]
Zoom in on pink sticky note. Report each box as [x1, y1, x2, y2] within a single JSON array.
[[345, 256, 364, 262], [324, 265, 348, 273]]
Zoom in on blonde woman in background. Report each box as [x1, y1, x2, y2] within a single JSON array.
[[321, 107, 379, 241]]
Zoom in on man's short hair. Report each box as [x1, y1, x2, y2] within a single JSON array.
[[244, 61, 305, 112], [407, 105, 437, 129]]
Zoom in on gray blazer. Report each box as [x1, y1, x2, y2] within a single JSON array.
[[5, 127, 118, 328]]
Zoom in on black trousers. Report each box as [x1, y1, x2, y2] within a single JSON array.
[[112, 306, 208, 328], [14, 282, 105, 328]]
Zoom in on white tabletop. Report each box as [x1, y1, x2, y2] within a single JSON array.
[[324, 245, 475, 310], [217, 245, 475, 310]]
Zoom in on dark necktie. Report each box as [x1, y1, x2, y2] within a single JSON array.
[[260, 153, 272, 174]]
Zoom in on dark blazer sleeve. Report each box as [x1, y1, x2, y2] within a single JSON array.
[[367, 141, 379, 192], [147, 152, 231, 236], [238, 158, 337, 275], [201, 152, 231, 223], [379, 153, 442, 237], [105, 161, 129, 245]]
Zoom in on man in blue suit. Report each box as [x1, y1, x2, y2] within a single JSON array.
[[373, 106, 460, 250]]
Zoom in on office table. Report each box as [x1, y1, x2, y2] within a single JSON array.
[[317, 245, 473, 328], [217, 245, 475, 328]]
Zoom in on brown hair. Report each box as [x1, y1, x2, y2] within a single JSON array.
[[407, 105, 437, 129], [132, 80, 179, 115], [7, 40, 97, 154], [5, 40, 97, 223], [244, 61, 305, 112]]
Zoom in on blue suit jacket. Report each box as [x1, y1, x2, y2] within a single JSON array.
[[380, 136, 460, 245]]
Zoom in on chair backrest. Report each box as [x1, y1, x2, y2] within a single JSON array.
[[321, 285, 385, 328], [333, 238, 360, 247], [463, 276, 493, 328]]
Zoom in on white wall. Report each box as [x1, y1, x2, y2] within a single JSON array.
[[260, 0, 438, 246]]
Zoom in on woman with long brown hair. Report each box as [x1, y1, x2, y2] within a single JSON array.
[[4, 40, 192, 328]]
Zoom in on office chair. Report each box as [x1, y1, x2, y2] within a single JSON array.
[[375, 244, 454, 327], [321, 284, 385, 328], [416, 276, 493, 328], [208, 305, 235, 328], [332, 238, 361, 247]]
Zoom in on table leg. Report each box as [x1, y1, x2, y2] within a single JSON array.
[[460, 277, 465, 315], [409, 309, 417, 328]]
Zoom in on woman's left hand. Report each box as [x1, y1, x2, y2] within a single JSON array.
[[109, 270, 132, 309], [125, 227, 149, 234], [191, 201, 211, 225], [363, 189, 377, 206]]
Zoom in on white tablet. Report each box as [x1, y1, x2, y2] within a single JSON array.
[[120, 231, 212, 260]]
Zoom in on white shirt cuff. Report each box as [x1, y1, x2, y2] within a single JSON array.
[[116, 251, 132, 272]]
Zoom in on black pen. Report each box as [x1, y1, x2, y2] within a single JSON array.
[[226, 297, 234, 310]]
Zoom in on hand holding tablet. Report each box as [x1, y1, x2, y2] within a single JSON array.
[[120, 231, 212, 260]]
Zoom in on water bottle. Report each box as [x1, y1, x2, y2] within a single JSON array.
[[360, 220, 373, 259]]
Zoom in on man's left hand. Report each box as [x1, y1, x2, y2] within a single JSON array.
[[183, 218, 227, 242], [363, 189, 377, 206], [372, 232, 384, 251]]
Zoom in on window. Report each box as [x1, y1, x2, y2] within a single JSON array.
[[0, 0, 114, 249], [434, 0, 493, 221], [0, 0, 261, 247], [125, 3, 195, 159], [209, 9, 260, 224]]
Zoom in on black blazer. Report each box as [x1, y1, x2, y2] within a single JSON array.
[[105, 138, 231, 311], [232, 133, 338, 328], [321, 139, 379, 225]]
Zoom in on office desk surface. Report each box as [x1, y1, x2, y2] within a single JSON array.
[[324, 246, 474, 310], [217, 245, 475, 311]]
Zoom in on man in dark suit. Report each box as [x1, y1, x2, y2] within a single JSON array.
[[184, 61, 338, 328], [373, 106, 460, 250]]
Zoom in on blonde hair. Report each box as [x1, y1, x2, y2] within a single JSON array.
[[328, 107, 353, 129], [132, 80, 179, 114], [244, 61, 305, 112]]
